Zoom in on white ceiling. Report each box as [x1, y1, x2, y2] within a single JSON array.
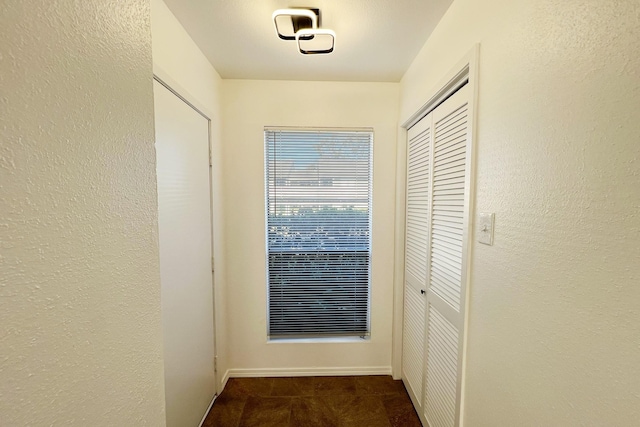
[[162, 0, 454, 82]]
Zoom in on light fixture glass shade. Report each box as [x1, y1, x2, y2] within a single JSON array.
[[295, 29, 336, 55]]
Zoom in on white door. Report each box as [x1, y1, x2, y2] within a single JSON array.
[[423, 84, 471, 427], [153, 80, 216, 427], [403, 111, 433, 411]]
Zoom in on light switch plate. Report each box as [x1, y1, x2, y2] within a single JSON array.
[[478, 213, 495, 245]]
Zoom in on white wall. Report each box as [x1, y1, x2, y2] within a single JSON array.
[[1, 1, 166, 425], [400, 0, 640, 425], [150, 0, 228, 391], [222, 80, 399, 375]]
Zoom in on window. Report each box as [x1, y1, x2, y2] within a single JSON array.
[[265, 128, 373, 339]]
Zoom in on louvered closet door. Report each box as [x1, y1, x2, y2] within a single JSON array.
[[423, 84, 471, 427], [402, 112, 432, 410]]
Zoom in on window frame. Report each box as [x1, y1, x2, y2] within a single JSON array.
[[264, 127, 374, 341]]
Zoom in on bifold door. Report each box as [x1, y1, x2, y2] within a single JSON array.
[[402, 109, 433, 411], [403, 84, 472, 427]]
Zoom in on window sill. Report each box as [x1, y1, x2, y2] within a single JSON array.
[[267, 336, 370, 344]]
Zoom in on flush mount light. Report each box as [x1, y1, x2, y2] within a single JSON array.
[[295, 28, 336, 55], [272, 7, 336, 54], [272, 8, 319, 41]]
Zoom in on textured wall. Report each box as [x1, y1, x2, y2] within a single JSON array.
[[400, 0, 640, 425], [0, 1, 165, 425], [222, 80, 399, 375], [151, 0, 228, 393]]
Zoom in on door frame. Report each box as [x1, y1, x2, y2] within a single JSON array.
[[153, 68, 219, 395], [393, 44, 479, 426]]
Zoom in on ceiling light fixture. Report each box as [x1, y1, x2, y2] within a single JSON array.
[[272, 9, 318, 41], [296, 28, 336, 55], [272, 8, 335, 55]]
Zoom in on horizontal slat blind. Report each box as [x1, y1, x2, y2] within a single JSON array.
[[265, 129, 372, 338]]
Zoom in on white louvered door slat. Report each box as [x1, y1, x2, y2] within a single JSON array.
[[423, 84, 471, 427], [403, 283, 426, 407], [425, 305, 459, 427], [402, 113, 432, 410]]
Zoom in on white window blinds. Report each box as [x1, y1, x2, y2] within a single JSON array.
[[265, 128, 373, 339]]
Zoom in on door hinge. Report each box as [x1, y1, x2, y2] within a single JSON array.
[[214, 356, 218, 373], [211, 256, 215, 273], [209, 149, 213, 167]]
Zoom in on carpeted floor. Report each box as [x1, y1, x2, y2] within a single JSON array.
[[202, 375, 422, 427]]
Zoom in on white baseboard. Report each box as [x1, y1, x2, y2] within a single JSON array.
[[220, 369, 231, 392], [227, 366, 392, 378], [198, 394, 217, 427]]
